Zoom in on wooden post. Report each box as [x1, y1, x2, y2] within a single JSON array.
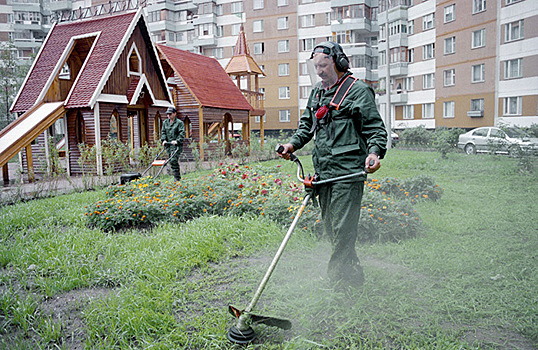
[[198, 106, 204, 161], [25, 145, 34, 183], [3, 164, 9, 184]]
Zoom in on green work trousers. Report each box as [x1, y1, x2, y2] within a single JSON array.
[[317, 180, 364, 284], [166, 145, 181, 179]]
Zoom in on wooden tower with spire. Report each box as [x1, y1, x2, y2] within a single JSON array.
[[225, 25, 266, 148]]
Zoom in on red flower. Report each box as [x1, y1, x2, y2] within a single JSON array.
[[315, 105, 329, 120], [221, 171, 226, 175], [261, 189, 268, 195], [238, 184, 244, 188]]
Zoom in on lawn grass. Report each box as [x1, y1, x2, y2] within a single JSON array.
[[0, 149, 536, 349]]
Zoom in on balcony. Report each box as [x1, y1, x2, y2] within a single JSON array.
[[193, 35, 216, 47], [379, 62, 408, 77], [331, 18, 373, 34], [467, 110, 484, 118], [49, 0, 72, 12]]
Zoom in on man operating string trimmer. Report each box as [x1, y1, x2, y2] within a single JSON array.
[[278, 41, 387, 289]]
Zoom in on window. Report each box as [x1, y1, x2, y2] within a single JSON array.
[[278, 63, 290, 76], [443, 101, 455, 118], [59, 63, 70, 80], [278, 0, 288, 6], [301, 14, 315, 28], [213, 47, 223, 59], [300, 86, 312, 99], [471, 98, 484, 112], [109, 112, 120, 139], [216, 4, 223, 15], [231, 24, 241, 35], [404, 77, 414, 91], [444, 37, 455, 54], [506, 0, 523, 4], [255, 114, 267, 123], [423, 43, 435, 60], [403, 105, 414, 119], [127, 44, 141, 76], [472, 29, 485, 48], [278, 40, 289, 53], [253, 0, 263, 9], [301, 38, 315, 52], [300, 62, 308, 76], [301, 0, 314, 3], [279, 110, 291, 122], [216, 26, 223, 37], [444, 4, 455, 23], [408, 48, 414, 63], [326, 12, 331, 25], [470, 64, 485, 83], [253, 42, 264, 54], [253, 20, 263, 33], [504, 58, 522, 79], [503, 96, 521, 115], [473, 0, 486, 14], [199, 23, 212, 36], [423, 73, 435, 89], [277, 17, 288, 30], [505, 20, 524, 42], [423, 13, 435, 30], [334, 31, 351, 44], [258, 88, 265, 100], [444, 69, 455, 86], [422, 103, 435, 119], [231, 1, 243, 14], [279, 87, 290, 99], [408, 20, 414, 35]]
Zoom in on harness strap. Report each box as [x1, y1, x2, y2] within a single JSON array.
[[329, 75, 357, 110]]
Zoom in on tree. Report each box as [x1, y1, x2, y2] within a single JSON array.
[[0, 42, 31, 129]]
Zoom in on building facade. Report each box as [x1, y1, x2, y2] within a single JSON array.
[[378, 0, 537, 130], [2, 0, 536, 133]]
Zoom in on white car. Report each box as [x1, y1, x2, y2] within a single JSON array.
[[457, 126, 538, 155]]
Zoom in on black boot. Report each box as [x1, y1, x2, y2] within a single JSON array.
[[173, 170, 181, 181]]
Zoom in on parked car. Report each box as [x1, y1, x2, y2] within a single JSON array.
[[457, 126, 538, 155]]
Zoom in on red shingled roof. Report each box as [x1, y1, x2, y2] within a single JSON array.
[[157, 44, 252, 111], [11, 11, 137, 113]]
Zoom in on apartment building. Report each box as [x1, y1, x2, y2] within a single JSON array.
[[378, 0, 537, 130], [0, 0, 51, 60], [498, 0, 538, 127], [2, 0, 535, 132]]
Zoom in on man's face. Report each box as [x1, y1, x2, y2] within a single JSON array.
[[167, 112, 176, 120], [313, 53, 338, 87]]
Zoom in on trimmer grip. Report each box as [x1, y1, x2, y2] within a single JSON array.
[[275, 144, 297, 162]]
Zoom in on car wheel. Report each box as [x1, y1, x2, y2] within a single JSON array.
[[465, 144, 476, 155]]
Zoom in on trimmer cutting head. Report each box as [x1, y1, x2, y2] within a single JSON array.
[[227, 305, 291, 344], [227, 325, 256, 344]]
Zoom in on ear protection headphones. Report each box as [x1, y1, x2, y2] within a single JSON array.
[[310, 41, 350, 72]]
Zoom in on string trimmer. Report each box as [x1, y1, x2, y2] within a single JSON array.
[[226, 145, 372, 344]]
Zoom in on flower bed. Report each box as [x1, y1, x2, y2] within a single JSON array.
[[86, 163, 442, 242]]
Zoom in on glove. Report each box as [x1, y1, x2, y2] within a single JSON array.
[[171, 141, 178, 145], [162, 141, 167, 146]]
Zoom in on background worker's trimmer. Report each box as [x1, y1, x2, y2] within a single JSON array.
[[227, 145, 372, 344]]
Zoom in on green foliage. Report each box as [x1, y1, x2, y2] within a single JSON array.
[[400, 125, 432, 146], [101, 139, 130, 176], [431, 127, 465, 158], [523, 123, 538, 138]]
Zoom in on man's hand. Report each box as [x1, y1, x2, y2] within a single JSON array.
[[162, 141, 167, 147], [277, 143, 295, 160], [365, 153, 380, 173], [171, 141, 178, 145]]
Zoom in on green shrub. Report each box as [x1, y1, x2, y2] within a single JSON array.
[[400, 126, 432, 146]]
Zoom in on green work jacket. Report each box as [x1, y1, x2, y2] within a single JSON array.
[[160, 117, 185, 153], [289, 72, 387, 181]]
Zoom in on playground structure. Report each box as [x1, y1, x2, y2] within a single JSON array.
[[1, 9, 263, 184]]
